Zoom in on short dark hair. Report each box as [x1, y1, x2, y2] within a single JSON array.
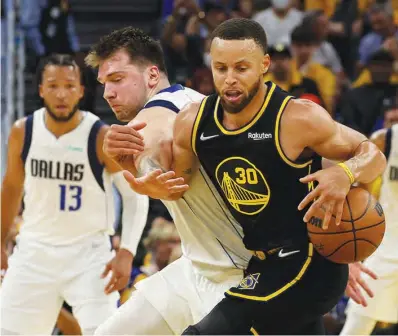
[[36, 53, 82, 85], [210, 18, 268, 54], [369, 4, 392, 17], [368, 49, 395, 64], [86, 26, 167, 74], [291, 25, 316, 45]]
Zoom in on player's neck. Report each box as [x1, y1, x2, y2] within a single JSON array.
[[147, 76, 171, 101], [44, 109, 83, 138], [223, 83, 267, 129]]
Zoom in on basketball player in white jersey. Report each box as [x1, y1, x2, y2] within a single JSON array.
[[86, 26, 376, 335], [0, 54, 149, 335], [85, 26, 252, 335], [341, 117, 398, 335]]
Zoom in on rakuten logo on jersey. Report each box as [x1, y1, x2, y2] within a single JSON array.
[[248, 132, 272, 140]]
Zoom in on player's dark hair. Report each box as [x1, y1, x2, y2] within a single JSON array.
[[211, 18, 268, 54], [86, 26, 167, 74], [36, 53, 82, 85]]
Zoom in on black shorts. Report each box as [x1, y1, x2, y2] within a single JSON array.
[[184, 242, 348, 335]]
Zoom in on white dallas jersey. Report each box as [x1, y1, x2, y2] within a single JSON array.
[[377, 124, 398, 260], [20, 108, 114, 245], [144, 85, 251, 277]]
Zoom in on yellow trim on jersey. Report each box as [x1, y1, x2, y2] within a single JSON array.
[[226, 243, 313, 301], [275, 96, 312, 168], [191, 96, 209, 156], [213, 83, 276, 135], [250, 327, 259, 335]]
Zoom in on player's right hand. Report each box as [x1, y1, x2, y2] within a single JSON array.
[[123, 169, 189, 200], [345, 262, 378, 307], [103, 121, 146, 160]]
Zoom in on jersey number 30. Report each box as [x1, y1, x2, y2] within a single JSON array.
[[59, 184, 82, 211]]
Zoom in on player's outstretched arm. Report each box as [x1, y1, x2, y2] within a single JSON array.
[[1, 119, 26, 271], [291, 100, 386, 229], [98, 124, 149, 293], [104, 106, 190, 200], [123, 103, 201, 201]]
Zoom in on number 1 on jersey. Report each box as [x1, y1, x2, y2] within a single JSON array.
[[59, 184, 82, 211]]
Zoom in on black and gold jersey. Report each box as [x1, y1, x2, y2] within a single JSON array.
[[192, 81, 322, 251]]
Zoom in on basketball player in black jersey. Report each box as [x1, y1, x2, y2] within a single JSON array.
[[113, 19, 386, 334]]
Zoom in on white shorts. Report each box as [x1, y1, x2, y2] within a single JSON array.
[[0, 234, 119, 334], [345, 254, 398, 323], [134, 256, 244, 334]]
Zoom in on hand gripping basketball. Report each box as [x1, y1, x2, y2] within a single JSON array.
[[298, 164, 353, 229]]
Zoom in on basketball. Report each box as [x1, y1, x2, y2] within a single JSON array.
[[307, 187, 386, 264]]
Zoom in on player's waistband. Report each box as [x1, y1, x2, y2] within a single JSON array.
[[250, 240, 310, 261]]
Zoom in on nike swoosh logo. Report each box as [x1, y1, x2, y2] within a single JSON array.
[[278, 249, 300, 258], [200, 133, 219, 141]]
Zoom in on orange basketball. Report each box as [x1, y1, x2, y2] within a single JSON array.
[[307, 187, 386, 264]]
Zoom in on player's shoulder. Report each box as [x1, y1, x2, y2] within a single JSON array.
[[10, 116, 28, 139], [176, 100, 203, 124], [284, 98, 332, 126]]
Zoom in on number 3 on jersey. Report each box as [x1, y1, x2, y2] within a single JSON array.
[[59, 184, 82, 211]]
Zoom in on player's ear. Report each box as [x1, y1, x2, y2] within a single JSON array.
[[39, 84, 44, 99], [147, 66, 160, 88], [262, 54, 271, 74]]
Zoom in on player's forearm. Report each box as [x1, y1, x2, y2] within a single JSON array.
[[112, 172, 149, 256], [136, 142, 172, 177], [344, 141, 387, 184], [1, 185, 23, 244], [112, 156, 138, 176]]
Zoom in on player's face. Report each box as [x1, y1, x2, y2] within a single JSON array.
[[39, 65, 84, 122], [210, 38, 270, 114], [98, 49, 148, 122]]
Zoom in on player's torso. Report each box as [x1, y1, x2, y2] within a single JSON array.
[[144, 85, 252, 272], [378, 124, 398, 258], [21, 108, 113, 244], [193, 82, 322, 251]]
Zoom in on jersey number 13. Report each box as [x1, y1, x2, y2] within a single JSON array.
[[59, 184, 82, 211]]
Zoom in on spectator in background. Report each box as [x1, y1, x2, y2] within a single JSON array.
[[303, 10, 345, 77], [303, 0, 338, 18], [230, 0, 254, 19], [21, 0, 79, 60], [290, 24, 337, 113], [183, 1, 228, 79], [161, 0, 200, 83], [358, 4, 398, 69], [142, 218, 181, 276], [253, 0, 303, 46], [189, 67, 215, 95], [263, 44, 324, 106], [339, 49, 397, 135]]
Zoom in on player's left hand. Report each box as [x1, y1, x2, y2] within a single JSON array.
[[102, 248, 133, 294], [345, 262, 378, 307], [298, 165, 352, 229]]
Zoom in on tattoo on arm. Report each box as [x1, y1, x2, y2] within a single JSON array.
[[137, 156, 166, 177], [183, 168, 192, 175], [117, 155, 129, 163]]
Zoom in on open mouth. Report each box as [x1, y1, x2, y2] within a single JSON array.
[[224, 90, 242, 103]]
